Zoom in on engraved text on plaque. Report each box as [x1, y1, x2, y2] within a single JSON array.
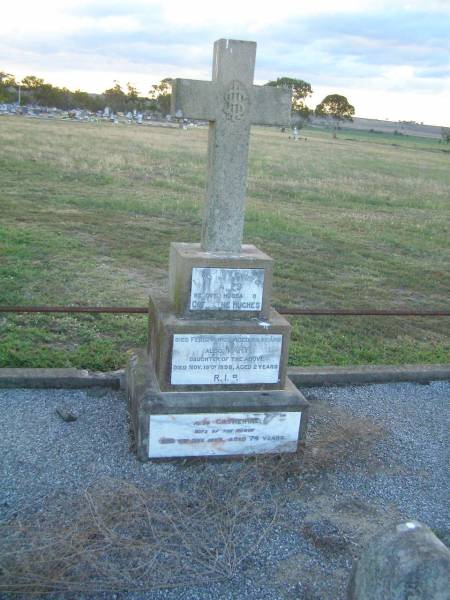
[[171, 333, 282, 385], [149, 411, 301, 457], [190, 267, 264, 311]]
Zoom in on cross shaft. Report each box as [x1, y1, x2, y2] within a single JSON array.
[[172, 39, 291, 253]]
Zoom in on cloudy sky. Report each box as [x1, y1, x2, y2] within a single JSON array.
[[2, 0, 450, 125]]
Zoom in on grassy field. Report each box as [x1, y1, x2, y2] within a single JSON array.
[[0, 116, 449, 369]]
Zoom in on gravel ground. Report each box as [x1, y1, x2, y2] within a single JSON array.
[[1, 380, 449, 600]]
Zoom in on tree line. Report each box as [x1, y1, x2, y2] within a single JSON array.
[[266, 77, 355, 131], [0, 72, 171, 113], [0, 71, 354, 126]]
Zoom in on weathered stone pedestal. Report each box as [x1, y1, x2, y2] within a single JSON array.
[[148, 295, 291, 392], [126, 38, 308, 460], [127, 349, 308, 461], [169, 242, 274, 318], [127, 242, 309, 461]]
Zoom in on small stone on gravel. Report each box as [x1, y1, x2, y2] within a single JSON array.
[[55, 407, 78, 422]]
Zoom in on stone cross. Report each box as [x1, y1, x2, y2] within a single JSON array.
[[171, 39, 292, 253]]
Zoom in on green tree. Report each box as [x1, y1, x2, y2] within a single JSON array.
[[149, 78, 172, 114], [34, 83, 59, 107], [70, 89, 102, 111], [126, 82, 138, 100], [0, 71, 17, 102], [315, 94, 355, 137], [22, 75, 45, 90], [54, 86, 73, 109], [21, 75, 47, 105], [441, 127, 450, 143], [73, 89, 91, 109], [125, 82, 143, 111], [265, 77, 313, 120], [103, 81, 127, 112]]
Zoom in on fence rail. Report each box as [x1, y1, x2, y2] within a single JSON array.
[[0, 306, 449, 317]]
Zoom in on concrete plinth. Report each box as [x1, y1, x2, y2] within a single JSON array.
[[149, 294, 291, 392], [169, 242, 274, 319], [126, 349, 309, 461]]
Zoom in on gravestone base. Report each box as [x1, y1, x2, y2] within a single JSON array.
[[148, 294, 291, 392], [169, 242, 274, 319], [126, 349, 309, 461]]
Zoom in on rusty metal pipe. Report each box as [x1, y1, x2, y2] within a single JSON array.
[[277, 308, 450, 316], [0, 306, 148, 314], [0, 306, 448, 316]]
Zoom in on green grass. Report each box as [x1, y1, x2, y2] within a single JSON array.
[[0, 116, 449, 369]]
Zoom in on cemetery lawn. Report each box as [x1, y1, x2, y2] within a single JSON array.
[[0, 116, 449, 370]]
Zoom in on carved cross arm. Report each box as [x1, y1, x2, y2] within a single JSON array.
[[171, 79, 218, 121]]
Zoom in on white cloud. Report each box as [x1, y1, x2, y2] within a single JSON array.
[[6, 1, 85, 35], [5, 0, 434, 35], [2, 0, 450, 125], [319, 86, 450, 124], [95, 16, 143, 33], [159, 0, 380, 28]]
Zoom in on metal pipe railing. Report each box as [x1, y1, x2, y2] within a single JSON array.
[[0, 306, 448, 316]]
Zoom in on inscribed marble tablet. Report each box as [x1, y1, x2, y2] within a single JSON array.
[[190, 267, 264, 310], [149, 411, 301, 457], [171, 333, 282, 385]]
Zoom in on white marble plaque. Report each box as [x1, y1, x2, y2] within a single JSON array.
[[171, 334, 282, 385], [149, 411, 301, 457], [190, 268, 264, 311]]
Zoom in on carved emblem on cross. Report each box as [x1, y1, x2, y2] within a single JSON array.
[[224, 80, 248, 121]]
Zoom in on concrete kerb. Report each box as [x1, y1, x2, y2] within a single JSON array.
[[0, 364, 449, 390], [0, 368, 124, 389], [288, 364, 450, 387]]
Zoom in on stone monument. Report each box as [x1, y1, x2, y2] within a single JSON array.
[[127, 38, 309, 460]]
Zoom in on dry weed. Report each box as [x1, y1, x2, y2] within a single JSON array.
[[0, 411, 385, 595], [0, 468, 276, 595], [255, 410, 385, 481]]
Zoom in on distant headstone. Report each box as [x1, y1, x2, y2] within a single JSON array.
[[348, 521, 450, 600]]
